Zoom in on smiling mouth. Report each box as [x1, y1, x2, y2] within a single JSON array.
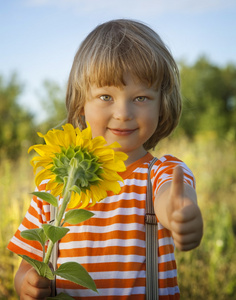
[[108, 128, 137, 136]]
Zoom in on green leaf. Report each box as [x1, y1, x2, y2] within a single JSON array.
[[32, 192, 58, 207], [69, 185, 81, 195], [47, 292, 74, 299], [42, 224, 70, 243], [54, 262, 98, 293], [21, 228, 47, 247], [64, 209, 94, 225], [19, 255, 54, 280]]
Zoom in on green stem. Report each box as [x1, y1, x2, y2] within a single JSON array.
[[43, 164, 77, 265]]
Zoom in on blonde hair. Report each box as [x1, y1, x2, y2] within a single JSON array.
[[66, 19, 182, 150]]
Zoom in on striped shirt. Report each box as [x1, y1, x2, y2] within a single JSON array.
[[8, 153, 195, 299]]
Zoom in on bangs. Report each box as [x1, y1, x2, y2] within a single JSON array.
[[80, 23, 165, 90]]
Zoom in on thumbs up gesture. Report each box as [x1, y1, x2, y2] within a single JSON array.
[[159, 166, 203, 251]]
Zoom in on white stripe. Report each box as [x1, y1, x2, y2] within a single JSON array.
[[159, 269, 177, 280], [90, 270, 146, 280], [58, 254, 145, 265], [124, 178, 147, 187], [158, 237, 175, 247], [92, 207, 145, 218], [57, 286, 145, 297], [159, 286, 180, 296], [10, 236, 43, 257], [158, 252, 175, 263], [59, 238, 146, 249], [24, 211, 42, 228], [133, 166, 149, 174], [67, 222, 145, 234], [105, 192, 146, 202]]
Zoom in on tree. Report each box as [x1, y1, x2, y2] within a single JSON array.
[[0, 73, 36, 160], [179, 57, 236, 140], [37, 80, 67, 133]]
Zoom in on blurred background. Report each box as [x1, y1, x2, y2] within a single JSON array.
[[0, 0, 236, 299]]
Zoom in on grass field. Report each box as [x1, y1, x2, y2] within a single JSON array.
[[0, 135, 235, 299]]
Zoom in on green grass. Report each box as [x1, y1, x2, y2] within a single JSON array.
[[0, 155, 34, 299], [0, 135, 235, 299]]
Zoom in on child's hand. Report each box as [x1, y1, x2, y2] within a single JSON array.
[[19, 267, 51, 300], [167, 166, 203, 251]]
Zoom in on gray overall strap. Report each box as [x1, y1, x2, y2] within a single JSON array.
[[145, 157, 159, 299], [50, 204, 58, 297]]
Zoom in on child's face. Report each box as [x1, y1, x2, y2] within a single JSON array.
[[82, 73, 161, 165]]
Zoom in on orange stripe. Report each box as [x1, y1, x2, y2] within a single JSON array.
[[60, 295, 146, 300], [87, 199, 146, 212], [159, 260, 177, 272], [158, 228, 172, 239], [159, 244, 175, 256], [66, 296, 179, 300], [66, 262, 146, 273], [63, 230, 145, 242], [64, 214, 145, 227], [59, 245, 146, 257], [7, 242, 42, 261], [57, 277, 145, 290]]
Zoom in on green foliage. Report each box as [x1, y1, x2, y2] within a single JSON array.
[[42, 224, 70, 244], [37, 80, 67, 132], [21, 228, 48, 246], [19, 255, 54, 280], [48, 293, 74, 299], [64, 209, 95, 225], [179, 57, 236, 140], [54, 262, 98, 293], [0, 155, 34, 299], [31, 192, 59, 207], [0, 73, 36, 160]]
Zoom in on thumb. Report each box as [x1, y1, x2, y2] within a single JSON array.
[[169, 166, 184, 211]]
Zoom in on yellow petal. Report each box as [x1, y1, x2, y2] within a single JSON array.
[[81, 123, 92, 140], [114, 151, 129, 162], [103, 160, 126, 172], [101, 169, 123, 181], [99, 180, 121, 194], [35, 169, 55, 187]]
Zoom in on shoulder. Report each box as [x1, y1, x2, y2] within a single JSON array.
[[152, 154, 192, 174], [151, 154, 195, 190]]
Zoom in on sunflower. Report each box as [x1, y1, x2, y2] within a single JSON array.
[[29, 123, 127, 209]]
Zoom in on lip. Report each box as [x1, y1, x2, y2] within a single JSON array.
[[108, 128, 137, 136]]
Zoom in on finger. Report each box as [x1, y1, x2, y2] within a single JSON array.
[[25, 286, 51, 300], [170, 166, 184, 210], [28, 271, 51, 288], [172, 203, 200, 223], [174, 239, 200, 252], [172, 231, 198, 245], [171, 217, 199, 235]]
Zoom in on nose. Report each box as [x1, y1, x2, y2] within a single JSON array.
[[113, 101, 133, 121]]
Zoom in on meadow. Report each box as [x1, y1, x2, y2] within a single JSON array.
[[0, 134, 235, 299]]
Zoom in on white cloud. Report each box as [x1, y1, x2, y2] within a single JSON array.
[[23, 0, 236, 16]]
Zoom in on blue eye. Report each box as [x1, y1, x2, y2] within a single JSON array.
[[135, 96, 147, 102], [100, 95, 112, 101]]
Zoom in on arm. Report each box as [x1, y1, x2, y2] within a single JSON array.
[[154, 166, 203, 251], [15, 259, 51, 299]]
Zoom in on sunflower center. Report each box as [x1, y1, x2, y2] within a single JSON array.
[[51, 146, 103, 189]]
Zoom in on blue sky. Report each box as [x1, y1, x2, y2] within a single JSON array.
[[1, 0, 236, 121]]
